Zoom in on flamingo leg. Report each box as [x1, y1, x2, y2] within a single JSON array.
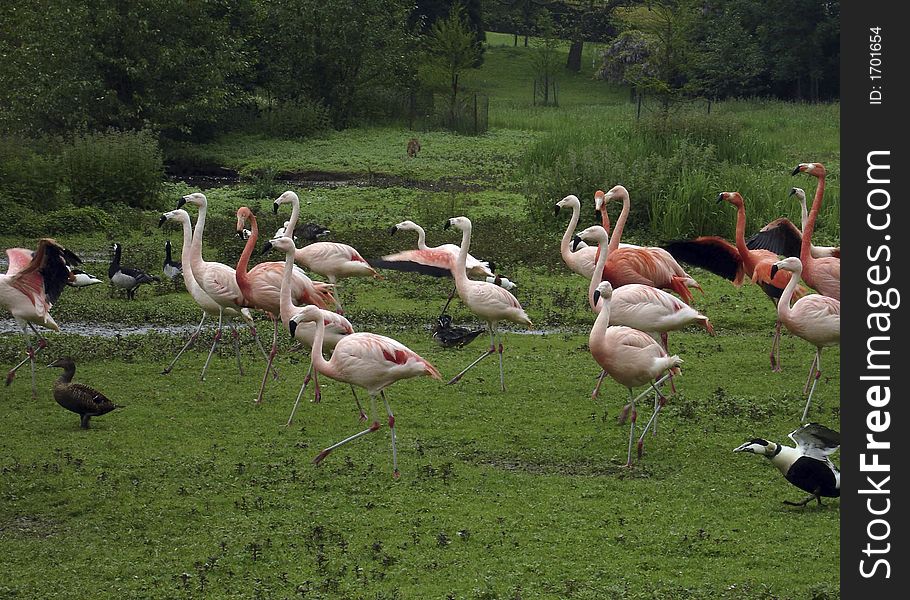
[[312, 368, 321, 403], [382, 391, 400, 479], [497, 333, 505, 392], [770, 320, 782, 372], [592, 370, 607, 400], [618, 372, 672, 425], [625, 389, 638, 467], [200, 310, 224, 381], [638, 382, 670, 457], [803, 352, 819, 394], [313, 394, 381, 465], [247, 323, 271, 367], [254, 314, 280, 404], [5, 324, 48, 398], [447, 327, 496, 385], [162, 312, 206, 375], [351, 385, 367, 421], [802, 349, 823, 422], [439, 285, 457, 316], [286, 363, 314, 427], [230, 320, 244, 376]]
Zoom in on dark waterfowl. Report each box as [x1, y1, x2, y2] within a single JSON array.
[[109, 243, 159, 300], [48, 357, 123, 429]]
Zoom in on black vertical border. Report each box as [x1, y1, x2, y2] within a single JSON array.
[[841, 1, 906, 596]]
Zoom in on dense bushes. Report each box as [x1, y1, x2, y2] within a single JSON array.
[[63, 129, 164, 211], [257, 100, 333, 140], [521, 111, 839, 242]]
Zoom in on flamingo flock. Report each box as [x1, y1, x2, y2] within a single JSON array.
[[2, 165, 840, 482]]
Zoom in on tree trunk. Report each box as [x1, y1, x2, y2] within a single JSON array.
[[513, 33, 518, 47], [566, 41, 584, 72]]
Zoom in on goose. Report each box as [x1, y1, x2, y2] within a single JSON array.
[[162, 240, 183, 281], [432, 314, 485, 348], [734, 423, 840, 507], [109, 243, 159, 299], [47, 357, 123, 428]]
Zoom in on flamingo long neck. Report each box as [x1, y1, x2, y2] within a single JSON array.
[[236, 213, 259, 278], [589, 292, 612, 344], [560, 203, 581, 262], [286, 195, 301, 238], [453, 225, 472, 292], [280, 249, 296, 320], [734, 202, 750, 261], [588, 235, 610, 312], [800, 174, 825, 263], [177, 215, 197, 289], [608, 195, 630, 253], [776, 265, 802, 322], [799, 196, 809, 232], [189, 202, 208, 274], [309, 313, 336, 378], [599, 205, 612, 236], [414, 225, 428, 251]]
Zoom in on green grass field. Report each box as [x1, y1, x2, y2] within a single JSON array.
[[1, 32, 840, 599]]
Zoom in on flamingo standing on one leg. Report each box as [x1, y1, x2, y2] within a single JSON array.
[[443, 217, 532, 392], [577, 225, 712, 406], [594, 186, 702, 303], [157, 209, 267, 376], [177, 193, 266, 380], [2, 239, 80, 398], [289, 304, 442, 478], [266, 235, 363, 426], [235, 207, 336, 404], [792, 163, 840, 299], [588, 280, 683, 466], [268, 191, 380, 314], [770, 257, 840, 421]]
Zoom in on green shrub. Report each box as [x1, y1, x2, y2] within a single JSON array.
[[0, 135, 63, 209], [257, 100, 332, 140], [63, 128, 164, 210]]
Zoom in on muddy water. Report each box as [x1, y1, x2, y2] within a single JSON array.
[[0, 319, 198, 338]]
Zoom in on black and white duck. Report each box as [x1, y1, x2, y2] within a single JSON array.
[[734, 422, 840, 507]]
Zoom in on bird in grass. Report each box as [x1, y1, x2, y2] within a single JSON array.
[[162, 239, 183, 282], [47, 357, 123, 429], [734, 423, 840, 507], [109, 243, 159, 300], [432, 314, 485, 349], [744, 188, 840, 260], [66, 267, 102, 288]]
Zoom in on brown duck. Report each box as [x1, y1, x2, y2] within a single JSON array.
[[47, 357, 122, 428]]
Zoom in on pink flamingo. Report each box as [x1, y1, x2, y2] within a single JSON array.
[[235, 207, 336, 404], [792, 163, 840, 299], [443, 216, 532, 392], [771, 257, 840, 421], [2, 239, 80, 397], [157, 209, 267, 376], [269, 191, 380, 313], [594, 185, 702, 303], [555, 195, 599, 278], [589, 280, 683, 466], [177, 193, 260, 379], [289, 304, 442, 478], [266, 235, 363, 426], [578, 225, 711, 405]]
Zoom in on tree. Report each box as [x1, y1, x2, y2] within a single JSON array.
[[425, 3, 482, 125], [530, 13, 561, 106]]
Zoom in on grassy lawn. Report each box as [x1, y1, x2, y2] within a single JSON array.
[[1, 31, 840, 600]]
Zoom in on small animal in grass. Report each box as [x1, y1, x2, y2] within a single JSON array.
[[109, 242, 159, 299], [406, 137, 421, 158], [47, 357, 123, 429], [733, 422, 840, 507], [162, 240, 183, 281], [432, 314, 485, 349]]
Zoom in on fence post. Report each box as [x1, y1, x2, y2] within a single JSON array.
[[473, 93, 478, 134]]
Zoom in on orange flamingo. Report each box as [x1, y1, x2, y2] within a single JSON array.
[[771, 257, 840, 421], [792, 163, 840, 299], [2, 239, 80, 397], [290, 304, 442, 478], [588, 280, 683, 466], [234, 207, 335, 404], [591, 185, 702, 303]]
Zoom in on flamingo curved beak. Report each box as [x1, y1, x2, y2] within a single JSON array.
[[443, 220, 451, 230], [272, 202, 280, 215], [176, 197, 187, 208], [157, 215, 167, 228], [260, 241, 273, 255], [554, 204, 561, 217], [715, 193, 725, 204], [770, 264, 780, 279], [388, 225, 398, 236], [288, 319, 298, 337], [791, 165, 803, 176], [593, 290, 601, 305], [788, 187, 798, 197]]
